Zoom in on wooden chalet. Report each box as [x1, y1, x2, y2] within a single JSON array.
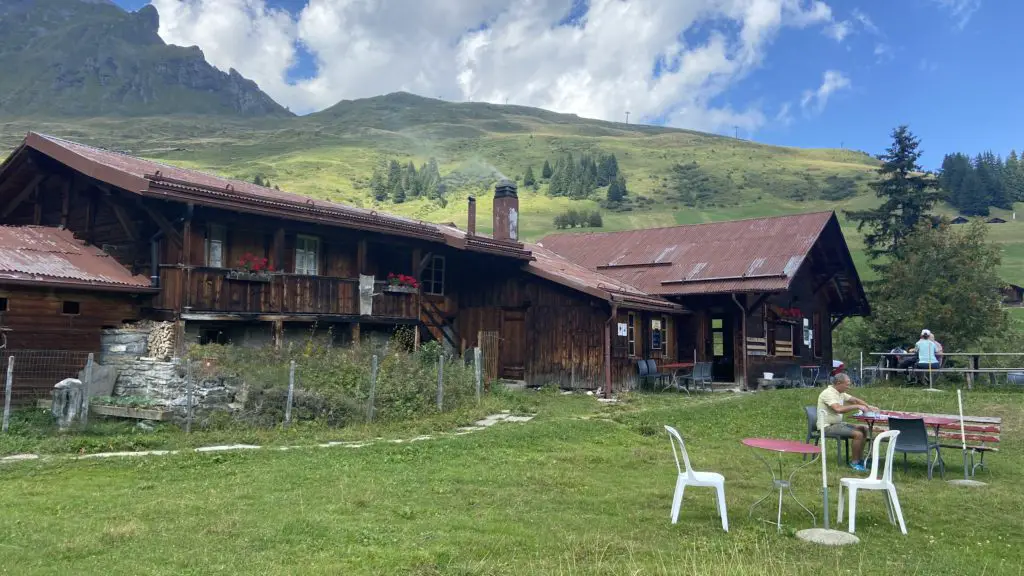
[[540, 212, 869, 388], [0, 133, 682, 395]]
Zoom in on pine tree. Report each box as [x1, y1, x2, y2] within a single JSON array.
[[961, 167, 989, 216], [1006, 150, 1024, 202], [542, 159, 553, 179], [597, 154, 619, 186], [370, 159, 388, 201], [606, 177, 622, 203], [845, 125, 940, 261], [253, 175, 265, 187], [523, 165, 536, 187], [387, 160, 403, 200]]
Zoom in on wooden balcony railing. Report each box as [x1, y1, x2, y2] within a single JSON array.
[[152, 266, 418, 320]]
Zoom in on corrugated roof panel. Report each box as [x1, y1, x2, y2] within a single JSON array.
[[539, 211, 835, 296], [0, 226, 152, 290]]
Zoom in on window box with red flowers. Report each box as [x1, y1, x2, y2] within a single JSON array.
[[384, 272, 419, 293], [227, 253, 276, 282]]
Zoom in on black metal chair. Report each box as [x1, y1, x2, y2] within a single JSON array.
[[804, 406, 850, 464], [679, 362, 712, 392], [636, 360, 651, 390], [887, 417, 944, 479], [645, 359, 671, 389]]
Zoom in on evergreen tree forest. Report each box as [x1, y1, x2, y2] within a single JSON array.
[[939, 150, 1024, 216], [540, 152, 623, 199], [369, 157, 444, 203]]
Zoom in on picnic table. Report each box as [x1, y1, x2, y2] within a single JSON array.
[[742, 438, 820, 532], [853, 410, 958, 439]]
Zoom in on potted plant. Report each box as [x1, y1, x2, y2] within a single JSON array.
[[385, 272, 419, 293], [227, 252, 275, 282]]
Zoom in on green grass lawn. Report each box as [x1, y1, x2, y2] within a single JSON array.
[[1, 388, 1020, 575]]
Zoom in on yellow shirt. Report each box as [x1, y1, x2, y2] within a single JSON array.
[[817, 385, 852, 429]]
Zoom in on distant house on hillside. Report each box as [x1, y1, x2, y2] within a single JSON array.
[[986, 217, 1007, 224], [950, 216, 969, 224]]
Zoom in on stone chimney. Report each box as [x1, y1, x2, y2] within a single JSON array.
[[493, 179, 519, 242], [467, 196, 477, 236]]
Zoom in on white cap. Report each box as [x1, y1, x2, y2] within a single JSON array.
[[921, 329, 932, 337]]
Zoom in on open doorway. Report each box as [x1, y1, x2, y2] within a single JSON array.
[[709, 316, 735, 382]]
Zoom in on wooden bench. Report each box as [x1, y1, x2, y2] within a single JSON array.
[[866, 411, 1001, 476]]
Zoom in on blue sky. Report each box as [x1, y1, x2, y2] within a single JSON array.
[[112, 0, 1018, 169]]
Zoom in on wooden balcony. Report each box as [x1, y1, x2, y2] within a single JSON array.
[[152, 266, 418, 321]]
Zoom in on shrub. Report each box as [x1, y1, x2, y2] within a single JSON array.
[[187, 332, 478, 427]]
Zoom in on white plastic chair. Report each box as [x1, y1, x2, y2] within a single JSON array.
[[664, 425, 729, 531], [836, 429, 907, 534]]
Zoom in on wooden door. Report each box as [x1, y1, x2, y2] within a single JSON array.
[[500, 308, 527, 380]]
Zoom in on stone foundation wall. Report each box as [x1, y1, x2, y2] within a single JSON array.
[[99, 325, 242, 415], [113, 358, 242, 413]]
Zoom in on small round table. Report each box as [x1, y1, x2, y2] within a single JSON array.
[[742, 438, 821, 532]]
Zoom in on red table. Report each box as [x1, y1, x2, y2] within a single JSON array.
[[742, 438, 821, 531], [661, 362, 696, 393], [853, 410, 958, 438]]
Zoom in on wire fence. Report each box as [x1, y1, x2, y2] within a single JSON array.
[[2, 344, 489, 436]]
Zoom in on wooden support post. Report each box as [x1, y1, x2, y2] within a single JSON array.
[[273, 320, 284, 349], [84, 190, 99, 242], [356, 238, 368, 275], [273, 227, 285, 271], [31, 186, 41, 225], [352, 323, 361, 345], [59, 178, 71, 228]]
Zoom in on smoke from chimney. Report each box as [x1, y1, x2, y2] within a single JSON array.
[[493, 179, 519, 242], [467, 196, 476, 236]]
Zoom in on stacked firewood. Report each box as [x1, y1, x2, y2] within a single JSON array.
[[146, 322, 176, 360]]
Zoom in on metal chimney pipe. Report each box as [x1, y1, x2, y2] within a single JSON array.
[[467, 196, 476, 236]]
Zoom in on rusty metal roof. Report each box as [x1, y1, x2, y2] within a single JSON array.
[[525, 243, 682, 312], [539, 212, 837, 296], [0, 226, 154, 292], [19, 133, 530, 260]]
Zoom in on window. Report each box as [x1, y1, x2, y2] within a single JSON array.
[[0, 297, 7, 312], [711, 318, 725, 357], [627, 312, 637, 357], [650, 318, 663, 352], [205, 224, 226, 268], [423, 255, 445, 295], [295, 235, 320, 275], [62, 301, 80, 315], [661, 315, 671, 355]]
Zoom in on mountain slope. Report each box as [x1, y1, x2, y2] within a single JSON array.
[[0, 0, 290, 117]]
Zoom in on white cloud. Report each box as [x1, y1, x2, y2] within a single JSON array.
[[873, 43, 893, 62], [825, 21, 851, 42], [931, 0, 981, 30], [851, 9, 879, 35], [775, 102, 794, 126], [800, 70, 850, 113], [150, 0, 839, 134]]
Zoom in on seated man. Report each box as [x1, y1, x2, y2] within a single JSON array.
[[817, 373, 878, 472]]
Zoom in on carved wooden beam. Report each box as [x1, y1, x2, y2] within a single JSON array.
[[138, 202, 183, 248], [101, 195, 138, 241], [1, 174, 44, 218]]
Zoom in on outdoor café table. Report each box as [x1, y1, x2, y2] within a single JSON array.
[[741, 438, 821, 532], [853, 410, 958, 439], [661, 362, 695, 387], [801, 365, 821, 386]]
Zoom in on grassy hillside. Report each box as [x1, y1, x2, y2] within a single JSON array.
[[1, 93, 1022, 283]]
